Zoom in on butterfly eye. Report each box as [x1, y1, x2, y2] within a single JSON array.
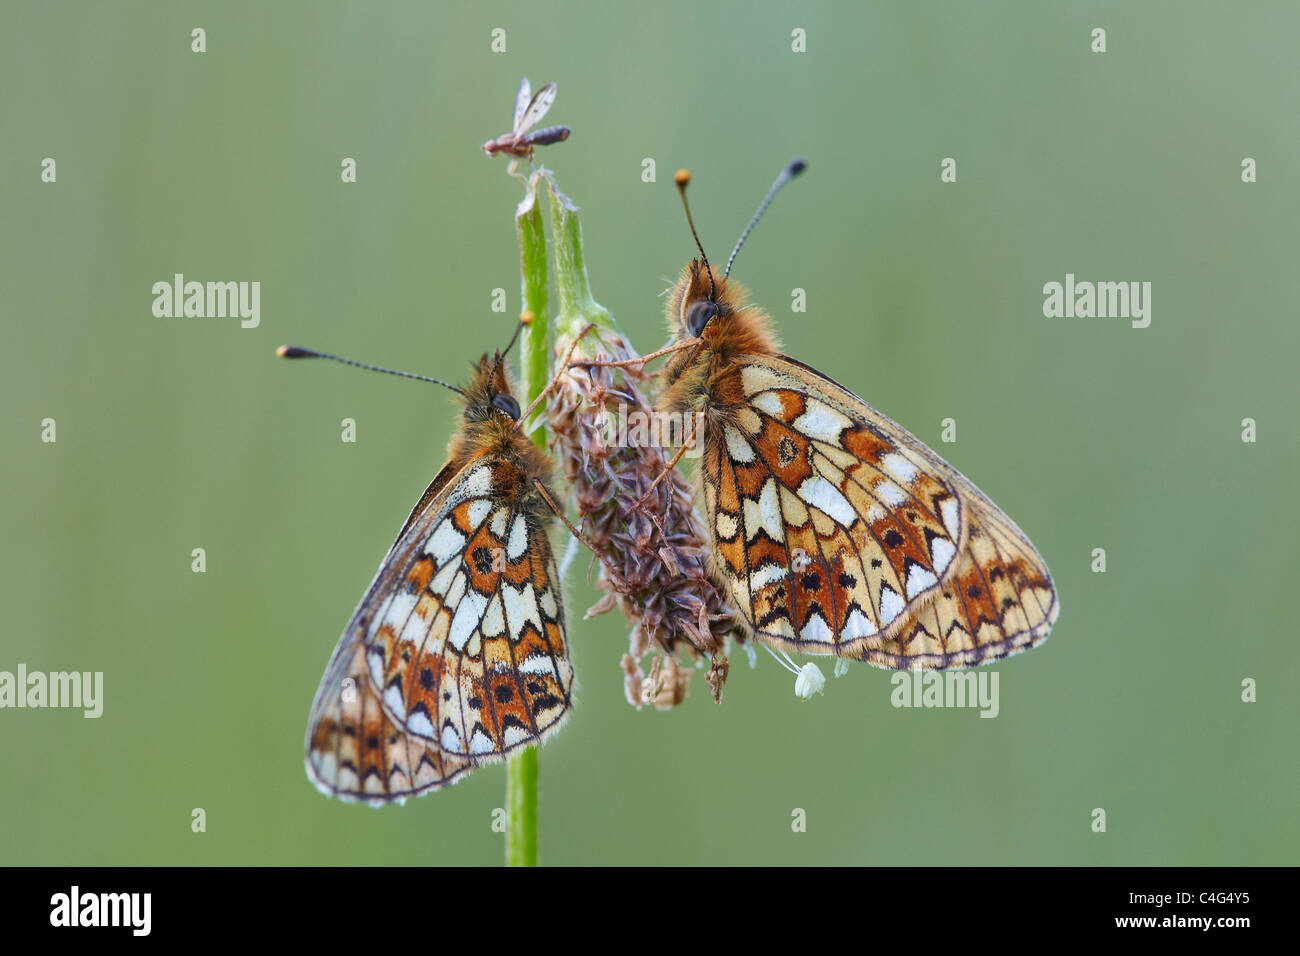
[[492, 392, 522, 420], [685, 300, 718, 337]]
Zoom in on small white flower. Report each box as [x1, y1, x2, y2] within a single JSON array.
[[793, 662, 826, 700], [833, 658, 849, 678]]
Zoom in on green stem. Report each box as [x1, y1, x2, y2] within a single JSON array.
[[543, 174, 614, 340], [517, 177, 551, 448], [505, 745, 538, 867], [505, 172, 549, 868], [503, 171, 613, 866]]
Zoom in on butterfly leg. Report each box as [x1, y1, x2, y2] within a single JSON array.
[[515, 321, 596, 427], [531, 478, 626, 586], [629, 415, 699, 511], [573, 337, 700, 370]]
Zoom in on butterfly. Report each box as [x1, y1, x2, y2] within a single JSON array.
[[289, 349, 575, 805], [481, 77, 571, 163], [651, 163, 1059, 670]]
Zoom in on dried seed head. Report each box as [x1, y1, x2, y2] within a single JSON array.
[[621, 654, 644, 709], [705, 655, 729, 705], [649, 654, 692, 710], [546, 321, 747, 708], [526, 169, 746, 709]]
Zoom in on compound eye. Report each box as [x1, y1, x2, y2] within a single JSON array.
[[492, 392, 522, 420], [685, 300, 718, 337]]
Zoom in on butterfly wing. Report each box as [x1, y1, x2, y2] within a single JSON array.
[[306, 641, 473, 806], [306, 456, 573, 804], [700, 353, 1058, 670]]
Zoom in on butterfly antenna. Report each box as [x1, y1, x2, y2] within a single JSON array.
[[276, 345, 466, 396], [502, 312, 529, 358], [724, 158, 806, 279], [487, 312, 530, 385], [674, 169, 715, 301]]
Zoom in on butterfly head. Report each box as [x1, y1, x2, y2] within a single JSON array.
[[674, 258, 730, 338], [664, 161, 804, 368], [665, 258, 777, 376], [446, 351, 552, 497], [463, 351, 523, 425]]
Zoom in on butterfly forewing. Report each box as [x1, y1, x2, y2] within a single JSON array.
[[306, 454, 573, 805], [702, 352, 1058, 670]]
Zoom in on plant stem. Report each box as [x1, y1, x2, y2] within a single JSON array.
[[544, 173, 614, 340], [505, 745, 538, 867], [517, 178, 551, 448], [505, 173, 549, 868], [503, 170, 611, 866]]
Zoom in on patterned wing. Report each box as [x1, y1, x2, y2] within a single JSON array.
[[306, 640, 472, 806], [700, 354, 1058, 670], [306, 458, 573, 804]]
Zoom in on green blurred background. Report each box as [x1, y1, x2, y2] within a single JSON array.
[[2, 1, 1296, 865]]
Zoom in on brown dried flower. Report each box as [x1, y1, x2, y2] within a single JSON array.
[[535, 175, 746, 707]]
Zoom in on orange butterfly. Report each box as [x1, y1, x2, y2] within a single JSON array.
[[652, 163, 1059, 670], [282, 347, 575, 804]]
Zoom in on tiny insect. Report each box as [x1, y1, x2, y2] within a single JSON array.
[[481, 77, 571, 163], [642, 162, 1060, 670], [278, 336, 590, 805]]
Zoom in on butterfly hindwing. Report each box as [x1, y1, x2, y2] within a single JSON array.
[[306, 455, 573, 805], [364, 476, 573, 760], [701, 352, 1058, 670], [306, 640, 473, 806]]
